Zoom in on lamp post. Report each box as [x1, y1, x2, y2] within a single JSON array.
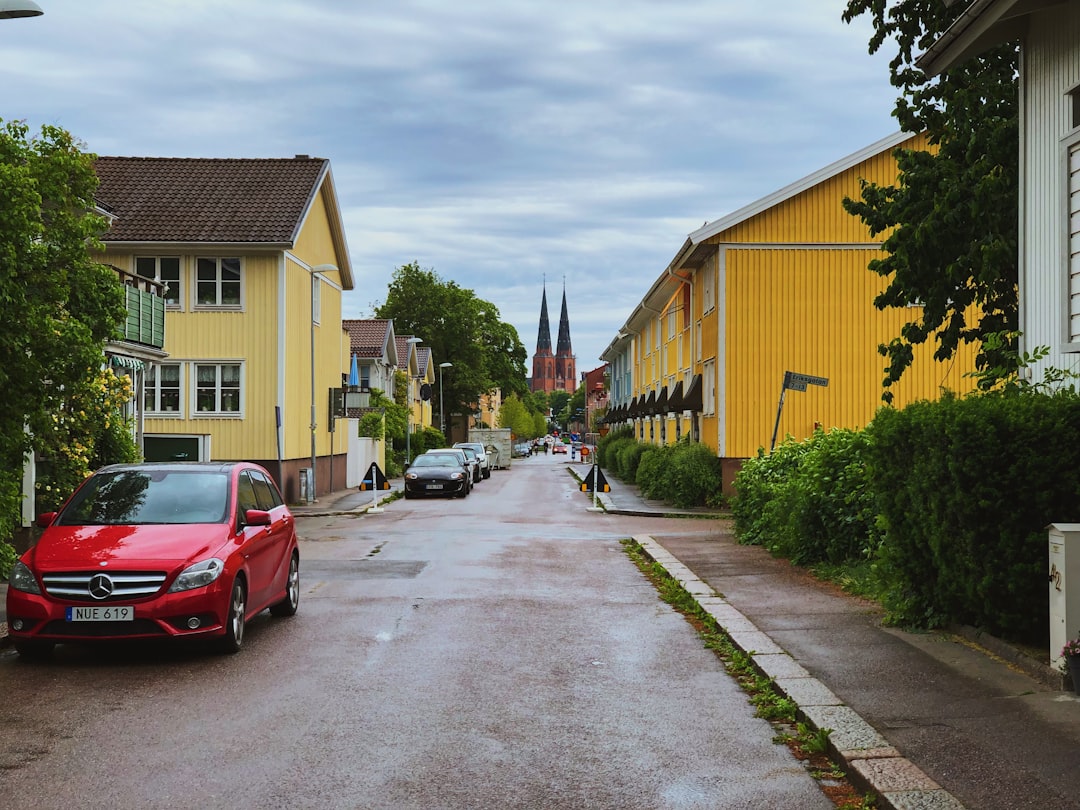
[[404, 337, 423, 464], [308, 264, 337, 503], [0, 1, 43, 18], [439, 361, 453, 437]]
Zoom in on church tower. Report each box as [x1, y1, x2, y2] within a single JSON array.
[[530, 280, 575, 394], [530, 283, 555, 393], [554, 283, 575, 392]]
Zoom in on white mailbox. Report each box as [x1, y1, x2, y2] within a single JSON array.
[[1047, 523, 1080, 670]]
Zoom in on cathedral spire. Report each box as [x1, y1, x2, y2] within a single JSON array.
[[556, 283, 572, 355], [536, 282, 552, 352]]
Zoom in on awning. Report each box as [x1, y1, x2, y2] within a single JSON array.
[[665, 380, 683, 413], [627, 395, 641, 418], [108, 355, 145, 371], [682, 374, 703, 412], [654, 386, 668, 415], [642, 390, 657, 416]]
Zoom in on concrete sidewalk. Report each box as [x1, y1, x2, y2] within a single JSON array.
[[561, 464, 1079, 810]]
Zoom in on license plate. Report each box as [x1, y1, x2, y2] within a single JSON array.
[[66, 606, 134, 622], [425, 484, 444, 490]]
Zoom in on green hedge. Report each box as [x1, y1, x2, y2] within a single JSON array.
[[866, 390, 1080, 641], [637, 440, 723, 508]]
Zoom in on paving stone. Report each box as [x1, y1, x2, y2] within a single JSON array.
[[881, 789, 967, 810], [800, 704, 891, 752], [774, 676, 842, 707], [726, 628, 784, 655]]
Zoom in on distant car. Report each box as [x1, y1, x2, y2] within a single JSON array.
[[6, 461, 300, 658], [513, 442, 532, 458], [424, 447, 478, 486], [404, 452, 471, 499], [552, 442, 568, 454], [453, 441, 491, 479]]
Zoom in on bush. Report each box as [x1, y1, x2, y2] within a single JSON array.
[[867, 389, 1080, 642]]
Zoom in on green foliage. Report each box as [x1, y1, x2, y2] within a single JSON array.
[[498, 393, 537, 439], [733, 428, 883, 567], [841, 1, 1019, 402], [645, 439, 723, 509], [375, 262, 529, 425], [865, 389, 1080, 642], [0, 120, 128, 538]]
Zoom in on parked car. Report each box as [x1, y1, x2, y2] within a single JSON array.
[[404, 452, 471, 499], [425, 447, 479, 486], [6, 461, 299, 658], [455, 445, 483, 484], [513, 442, 532, 458], [453, 441, 491, 479]]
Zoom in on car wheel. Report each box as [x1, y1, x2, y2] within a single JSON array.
[[270, 553, 300, 618], [404, 490, 414, 499], [483, 469, 491, 479], [14, 639, 54, 660], [218, 577, 247, 654]]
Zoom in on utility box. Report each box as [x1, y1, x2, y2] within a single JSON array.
[[299, 468, 313, 503], [1047, 524, 1080, 669]]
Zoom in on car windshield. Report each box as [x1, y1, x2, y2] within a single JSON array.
[[413, 455, 458, 468], [57, 469, 230, 525]]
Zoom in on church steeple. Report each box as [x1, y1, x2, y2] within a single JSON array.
[[556, 283, 572, 355], [536, 284, 552, 352]]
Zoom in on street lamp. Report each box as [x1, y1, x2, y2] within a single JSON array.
[[404, 337, 423, 464], [439, 361, 453, 436], [308, 264, 337, 503], [0, 1, 43, 18]]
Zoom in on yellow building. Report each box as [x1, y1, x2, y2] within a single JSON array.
[[94, 156, 355, 503], [603, 132, 978, 493]]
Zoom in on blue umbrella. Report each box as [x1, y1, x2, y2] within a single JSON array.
[[348, 353, 360, 388]]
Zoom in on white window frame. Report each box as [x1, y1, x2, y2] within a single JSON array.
[[145, 362, 183, 415], [194, 362, 243, 415], [135, 256, 182, 308], [1066, 132, 1080, 345], [703, 359, 716, 416], [195, 257, 242, 309], [702, 258, 715, 315]]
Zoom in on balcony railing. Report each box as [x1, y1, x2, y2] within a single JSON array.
[[114, 267, 165, 349]]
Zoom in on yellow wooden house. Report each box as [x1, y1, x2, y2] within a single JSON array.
[[94, 155, 355, 503], [602, 132, 979, 493]]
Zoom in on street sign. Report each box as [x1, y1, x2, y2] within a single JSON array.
[[783, 371, 828, 391]]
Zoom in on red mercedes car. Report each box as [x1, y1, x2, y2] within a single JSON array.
[[6, 461, 299, 658]]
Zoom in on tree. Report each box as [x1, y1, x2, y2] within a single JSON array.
[[374, 262, 528, 426], [841, 1, 1019, 402], [0, 120, 128, 537], [497, 394, 534, 440]]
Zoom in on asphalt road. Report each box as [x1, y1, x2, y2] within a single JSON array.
[[0, 454, 832, 809]]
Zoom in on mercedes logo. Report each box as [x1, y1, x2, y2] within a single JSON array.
[[88, 573, 114, 601]]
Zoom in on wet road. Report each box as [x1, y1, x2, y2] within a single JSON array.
[[0, 453, 831, 809]]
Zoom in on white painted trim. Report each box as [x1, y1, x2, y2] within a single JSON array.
[[277, 254, 288, 460], [689, 131, 915, 245], [716, 247, 727, 457]]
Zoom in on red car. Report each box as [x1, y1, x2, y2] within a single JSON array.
[[6, 461, 299, 658], [552, 442, 568, 454]]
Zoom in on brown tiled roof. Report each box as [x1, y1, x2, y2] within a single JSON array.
[[395, 335, 412, 370], [417, 347, 432, 377], [344, 319, 393, 359], [94, 156, 328, 244]]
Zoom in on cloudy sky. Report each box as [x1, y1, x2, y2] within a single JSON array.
[[2, 0, 898, 372]]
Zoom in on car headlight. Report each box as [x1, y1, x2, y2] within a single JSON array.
[[405, 472, 418, 480], [450, 472, 464, 480], [168, 558, 225, 593], [9, 560, 41, 594]]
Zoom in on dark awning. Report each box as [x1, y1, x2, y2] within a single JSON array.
[[627, 396, 641, 418], [682, 374, 703, 412], [654, 386, 668, 415], [665, 380, 683, 413], [642, 390, 657, 415]]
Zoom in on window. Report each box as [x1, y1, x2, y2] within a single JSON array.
[[703, 359, 716, 416], [667, 309, 676, 340], [136, 256, 181, 307], [196, 257, 241, 307], [702, 258, 715, 314], [250, 470, 283, 509], [237, 473, 260, 514], [1069, 135, 1080, 343], [145, 363, 181, 413], [312, 275, 322, 325], [360, 365, 370, 390], [195, 363, 241, 414]]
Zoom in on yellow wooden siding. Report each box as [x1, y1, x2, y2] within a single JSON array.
[[723, 248, 978, 457], [721, 133, 928, 245]]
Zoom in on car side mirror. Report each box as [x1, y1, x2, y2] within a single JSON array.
[[36, 512, 57, 528], [244, 508, 272, 527]]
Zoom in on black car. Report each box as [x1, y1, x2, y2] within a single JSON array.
[[403, 453, 471, 499]]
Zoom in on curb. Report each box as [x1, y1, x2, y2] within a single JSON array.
[[633, 534, 967, 810]]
